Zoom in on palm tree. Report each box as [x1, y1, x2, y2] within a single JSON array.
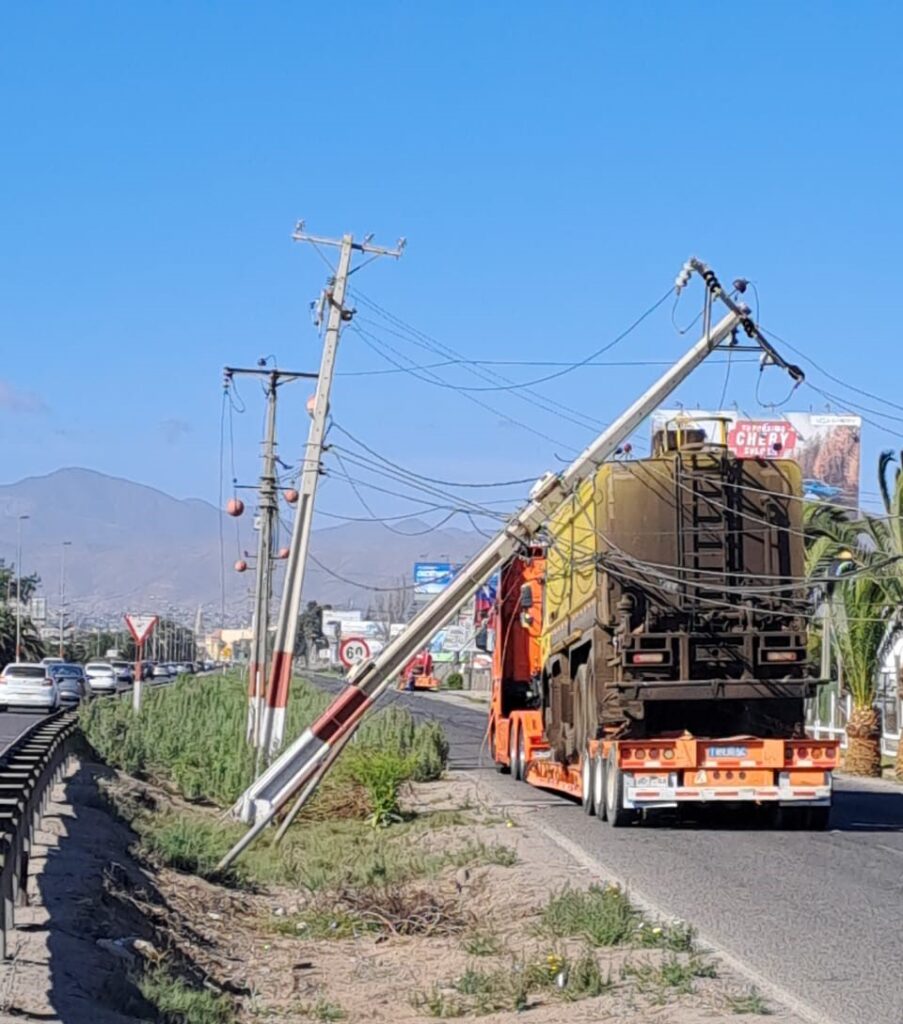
[[875, 452, 903, 777], [0, 606, 45, 665], [804, 450, 903, 776], [831, 576, 895, 776]]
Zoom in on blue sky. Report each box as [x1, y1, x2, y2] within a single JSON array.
[[2, 2, 901, 530]]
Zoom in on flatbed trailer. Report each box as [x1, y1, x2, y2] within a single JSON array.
[[490, 707, 837, 827]]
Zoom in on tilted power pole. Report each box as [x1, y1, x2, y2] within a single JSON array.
[[258, 225, 405, 757], [224, 365, 317, 746]]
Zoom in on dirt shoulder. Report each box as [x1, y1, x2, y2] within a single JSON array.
[[0, 756, 805, 1024]]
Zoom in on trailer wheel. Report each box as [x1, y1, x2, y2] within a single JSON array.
[[592, 753, 606, 819], [581, 752, 594, 815], [604, 748, 636, 828], [509, 721, 521, 781], [517, 728, 528, 782]]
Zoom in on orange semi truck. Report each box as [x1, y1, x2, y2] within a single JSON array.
[[486, 427, 838, 828]]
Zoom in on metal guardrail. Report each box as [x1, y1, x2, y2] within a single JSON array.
[[0, 710, 80, 960]]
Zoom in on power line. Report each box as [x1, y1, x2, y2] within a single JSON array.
[[763, 327, 903, 414], [357, 287, 674, 392], [330, 421, 537, 489], [337, 356, 758, 377]]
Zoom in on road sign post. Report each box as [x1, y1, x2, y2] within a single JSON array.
[[125, 614, 158, 713]]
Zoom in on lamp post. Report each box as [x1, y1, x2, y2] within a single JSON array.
[[59, 540, 71, 659], [15, 515, 30, 662]]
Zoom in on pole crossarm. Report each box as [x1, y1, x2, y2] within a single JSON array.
[[292, 221, 406, 259], [224, 367, 319, 381]]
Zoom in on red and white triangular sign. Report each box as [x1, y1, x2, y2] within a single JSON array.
[[125, 614, 158, 645]]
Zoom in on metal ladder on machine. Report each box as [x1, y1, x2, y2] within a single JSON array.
[[677, 452, 739, 609]]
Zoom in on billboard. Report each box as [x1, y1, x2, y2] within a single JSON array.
[[652, 410, 862, 507], [413, 562, 460, 599]]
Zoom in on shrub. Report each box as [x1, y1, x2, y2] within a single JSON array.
[[444, 672, 464, 690], [347, 749, 413, 826], [538, 884, 692, 951], [137, 967, 234, 1024], [81, 673, 448, 810]]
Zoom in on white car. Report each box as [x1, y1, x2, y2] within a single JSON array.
[[85, 662, 123, 694], [0, 663, 60, 711]]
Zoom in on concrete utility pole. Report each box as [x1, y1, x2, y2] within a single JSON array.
[[259, 224, 405, 757], [224, 365, 316, 747], [58, 540, 71, 658], [14, 514, 29, 663]]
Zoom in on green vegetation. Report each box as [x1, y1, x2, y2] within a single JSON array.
[[623, 954, 717, 998], [137, 967, 234, 1024], [299, 998, 347, 1021], [804, 451, 903, 776], [412, 950, 611, 1017], [130, 802, 514, 891], [82, 674, 447, 809], [461, 928, 504, 957], [726, 987, 772, 1015], [538, 884, 693, 951], [444, 672, 464, 690]]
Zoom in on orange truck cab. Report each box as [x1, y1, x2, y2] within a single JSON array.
[[486, 550, 837, 829], [399, 650, 440, 691]]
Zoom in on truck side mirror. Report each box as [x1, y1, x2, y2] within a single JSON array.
[[519, 584, 533, 610]]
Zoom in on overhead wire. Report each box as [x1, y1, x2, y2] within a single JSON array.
[[356, 287, 674, 392], [330, 421, 537, 489], [329, 448, 465, 537]]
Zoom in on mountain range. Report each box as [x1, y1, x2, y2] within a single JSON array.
[[0, 469, 483, 625]]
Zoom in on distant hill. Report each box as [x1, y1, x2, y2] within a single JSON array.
[[0, 469, 482, 623]]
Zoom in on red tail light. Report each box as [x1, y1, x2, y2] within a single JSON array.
[[630, 653, 665, 665]]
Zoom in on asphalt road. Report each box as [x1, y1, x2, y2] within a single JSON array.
[[311, 674, 903, 1024], [0, 711, 51, 750]]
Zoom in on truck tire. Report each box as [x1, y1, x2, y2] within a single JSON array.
[[604, 748, 636, 828], [581, 751, 594, 815], [509, 721, 521, 781], [592, 752, 606, 819], [518, 728, 528, 782]]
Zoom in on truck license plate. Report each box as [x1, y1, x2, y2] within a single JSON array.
[[706, 745, 748, 759]]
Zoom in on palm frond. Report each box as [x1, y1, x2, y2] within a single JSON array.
[[878, 450, 899, 517]]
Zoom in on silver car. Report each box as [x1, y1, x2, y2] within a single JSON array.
[[50, 664, 88, 704], [85, 662, 121, 694], [0, 663, 60, 711], [110, 660, 134, 685]]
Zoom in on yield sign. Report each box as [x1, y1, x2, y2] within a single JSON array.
[[125, 614, 158, 645]]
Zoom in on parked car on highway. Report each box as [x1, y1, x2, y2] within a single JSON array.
[[151, 663, 171, 683], [84, 662, 122, 695], [0, 663, 60, 711], [110, 660, 134, 685], [49, 663, 89, 704]]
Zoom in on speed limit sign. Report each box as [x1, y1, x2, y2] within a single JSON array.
[[339, 636, 371, 669]]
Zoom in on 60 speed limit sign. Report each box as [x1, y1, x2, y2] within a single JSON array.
[[339, 636, 371, 669]]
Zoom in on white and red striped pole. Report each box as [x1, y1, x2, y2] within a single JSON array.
[[258, 233, 354, 758], [258, 228, 405, 759]]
